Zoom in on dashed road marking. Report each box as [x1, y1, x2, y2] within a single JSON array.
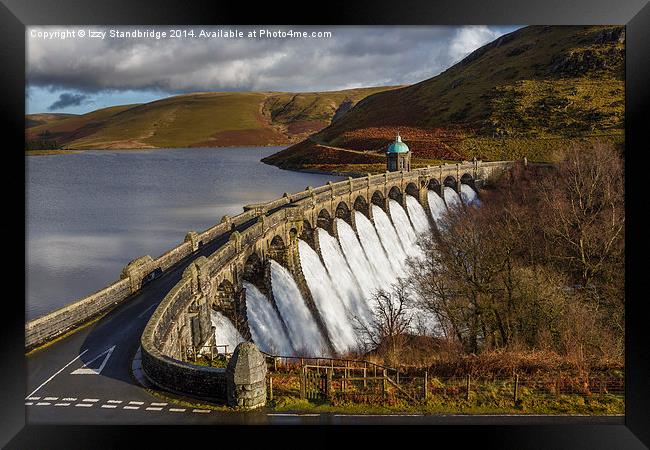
[[25, 394, 217, 416]]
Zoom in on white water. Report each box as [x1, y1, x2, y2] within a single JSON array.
[[388, 199, 422, 260], [443, 186, 461, 210], [460, 184, 481, 207], [298, 239, 359, 354], [235, 187, 482, 357], [269, 260, 330, 356], [336, 218, 383, 301], [317, 228, 373, 326], [243, 281, 294, 355], [371, 204, 408, 276], [405, 195, 431, 236], [427, 190, 448, 227], [354, 211, 395, 291], [210, 310, 245, 354]]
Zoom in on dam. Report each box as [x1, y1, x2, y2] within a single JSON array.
[[136, 156, 515, 400]]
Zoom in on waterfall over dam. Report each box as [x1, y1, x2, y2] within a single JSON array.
[[215, 186, 470, 357]]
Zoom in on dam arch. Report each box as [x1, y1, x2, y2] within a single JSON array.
[[444, 175, 457, 191], [428, 178, 442, 195], [461, 173, 476, 190]]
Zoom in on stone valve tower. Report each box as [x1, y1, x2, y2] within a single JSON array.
[[386, 132, 411, 172]]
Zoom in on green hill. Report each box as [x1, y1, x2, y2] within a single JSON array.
[[263, 25, 625, 173], [25, 87, 398, 150]]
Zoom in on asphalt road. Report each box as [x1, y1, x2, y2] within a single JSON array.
[[25, 208, 625, 425]]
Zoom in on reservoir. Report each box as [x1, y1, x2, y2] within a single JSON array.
[[26, 147, 344, 321]]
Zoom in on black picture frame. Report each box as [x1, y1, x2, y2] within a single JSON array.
[[2, 0, 648, 447]]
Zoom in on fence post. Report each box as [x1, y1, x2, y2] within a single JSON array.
[[326, 368, 333, 400], [513, 373, 519, 406], [269, 375, 274, 401], [383, 369, 387, 401], [424, 371, 428, 401], [300, 366, 306, 399], [363, 365, 367, 389], [466, 374, 471, 401]]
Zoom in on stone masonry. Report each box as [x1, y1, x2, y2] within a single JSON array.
[[226, 342, 267, 409]]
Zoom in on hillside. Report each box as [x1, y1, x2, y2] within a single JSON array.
[[25, 87, 398, 150], [263, 25, 625, 173]]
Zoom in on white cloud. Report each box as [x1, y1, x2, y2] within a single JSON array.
[[448, 26, 507, 64], [26, 25, 520, 112]]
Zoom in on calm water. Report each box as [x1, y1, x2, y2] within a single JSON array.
[[26, 147, 343, 321]]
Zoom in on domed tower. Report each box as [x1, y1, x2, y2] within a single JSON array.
[[386, 133, 411, 172]]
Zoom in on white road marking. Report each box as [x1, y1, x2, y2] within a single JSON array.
[[75, 403, 93, 407], [146, 407, 162, 411], [128, 401, 144, 405], [150, 402, 167, 406], [44, 397, 58, 401], [54, 403, 70, 407], [332, 414, 423, 417], [82, 398, 99, 403], [169, 408, 186, 412], [101, 404, 117, 409], [24, 402, 33, 406], [36, 402, 51, 406], [269, 413, 320, 417], [107, 400, 122, 404], [137, 304, 157, 318], [192, 409, 211, 413], [62, 397, 77, 401], [26, 397, 40, 401], [123, 406, 140, 410], [26, 349, 89, 399], [71, 346, 116, 375]]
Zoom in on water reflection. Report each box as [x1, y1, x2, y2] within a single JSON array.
[[26, 147, 343, 320]]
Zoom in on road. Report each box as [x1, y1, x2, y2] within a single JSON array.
[[25, 208, 625, 425]]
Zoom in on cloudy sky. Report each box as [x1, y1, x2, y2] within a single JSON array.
[[26, 25, 521, 114]]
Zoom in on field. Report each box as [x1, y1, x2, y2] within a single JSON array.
[[25, 87, 398, 151]]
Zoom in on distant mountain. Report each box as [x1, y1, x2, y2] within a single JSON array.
[[263, 25, 624, 173], [25, 87, 399, 150]]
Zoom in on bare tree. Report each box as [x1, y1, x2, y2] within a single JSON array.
[[354, 278, 413, 366]]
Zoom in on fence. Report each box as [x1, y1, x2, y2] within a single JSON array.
[[263, 354, 624, 407]]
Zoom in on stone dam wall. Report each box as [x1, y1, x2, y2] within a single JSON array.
[[26, 160, 519, 352], [139, 160, 520, 403]]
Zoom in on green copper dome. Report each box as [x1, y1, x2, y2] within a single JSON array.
[[387, 134, 410, 154]]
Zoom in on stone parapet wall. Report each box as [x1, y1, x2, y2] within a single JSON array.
[[25, 278, 131, 350]]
